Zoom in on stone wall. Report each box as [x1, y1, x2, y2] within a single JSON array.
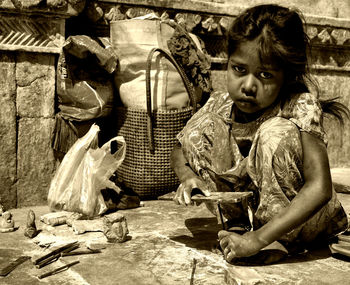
[[0, 52, 57, 209], [0, 1, 83, 209], [0, 53, 17, 209], [0, 0, 349, 209]]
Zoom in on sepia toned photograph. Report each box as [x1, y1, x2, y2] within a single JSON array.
[[0, 0, 349, 284]]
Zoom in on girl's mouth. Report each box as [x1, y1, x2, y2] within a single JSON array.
[[236, 99, 256, 107]]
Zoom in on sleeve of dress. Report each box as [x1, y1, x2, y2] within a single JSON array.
[[289, 93, 327, 145], [176, 91, 223, 144]]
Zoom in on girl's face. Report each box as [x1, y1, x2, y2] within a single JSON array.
[[227, 38, 285, 114]]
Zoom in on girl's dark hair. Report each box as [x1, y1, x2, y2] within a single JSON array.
[[227, 4, 349, 125]]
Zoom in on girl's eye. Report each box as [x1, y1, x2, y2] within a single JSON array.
[[260, 71, 273, 79], [233, 65, 246, 73]]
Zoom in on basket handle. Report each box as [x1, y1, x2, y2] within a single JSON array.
[[146, 47, 197, 153]]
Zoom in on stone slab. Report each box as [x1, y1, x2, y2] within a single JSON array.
[[0, 53, 17, 209], [16, 52, 55, 118], [17, 118, 56, 207], [331, 168, 350, 195], [0, 198, 349, 285]]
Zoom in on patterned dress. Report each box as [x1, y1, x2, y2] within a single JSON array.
[[177, 91, 348, 248]]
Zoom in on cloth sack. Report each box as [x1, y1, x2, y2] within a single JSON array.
[[53, 35, 118, 155], [57, 35, 117, 121], [111, 18, 204, 110]]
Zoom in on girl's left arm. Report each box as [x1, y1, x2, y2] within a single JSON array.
[[219, 131, 333, 260]]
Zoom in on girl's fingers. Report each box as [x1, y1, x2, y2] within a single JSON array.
[[173, 184, 184, 205], [174, 179, 210, 206], [184, 189, 192, 205], [173, 183, 193, 205], [178, 189, 186, 205]]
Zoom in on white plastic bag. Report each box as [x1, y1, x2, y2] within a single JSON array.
[[48, 124, 126, 217]]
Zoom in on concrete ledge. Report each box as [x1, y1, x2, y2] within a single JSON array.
[[332, 168, 350, 193]]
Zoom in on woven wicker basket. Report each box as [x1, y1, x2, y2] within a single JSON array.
[[115, 48, 197, 199]]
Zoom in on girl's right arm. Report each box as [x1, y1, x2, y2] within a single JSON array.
[[170, 143, 210, 205]]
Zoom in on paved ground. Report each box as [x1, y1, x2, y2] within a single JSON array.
[[0, 169, 349, 285]]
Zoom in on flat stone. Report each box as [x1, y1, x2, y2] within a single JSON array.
[[40, 211, 70, 226], [71, 219, 105, 235]]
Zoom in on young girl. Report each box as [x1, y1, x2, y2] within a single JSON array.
[[170, 4, 349, 263]]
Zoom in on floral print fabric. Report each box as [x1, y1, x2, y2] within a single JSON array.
[[177, 91, 348, 245]]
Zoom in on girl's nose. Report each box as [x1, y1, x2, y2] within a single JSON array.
[[241, 74, 257, 96]]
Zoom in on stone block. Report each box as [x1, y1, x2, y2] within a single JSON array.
[[16, 53, 55, 87], [331, 168, 350, 193], [0, 53, 16, 98], [17, 80, 55, 118], [0, 53, 17, 210], [16, 52, 55, 118], [17, 118, 57, 207]]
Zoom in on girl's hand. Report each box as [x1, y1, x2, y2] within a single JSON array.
[[218, 230, 268, 263], [173, 177, 210, 206]]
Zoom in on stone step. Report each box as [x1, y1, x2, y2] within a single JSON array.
[[331, 168, 350, 193]]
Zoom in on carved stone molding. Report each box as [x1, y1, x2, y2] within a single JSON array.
[[0, 14, 65, 53], [88, 0, 350, 72], [1, 0, 349, 70], [0, 0, 85, 16], [0, 0, 86, 53]]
